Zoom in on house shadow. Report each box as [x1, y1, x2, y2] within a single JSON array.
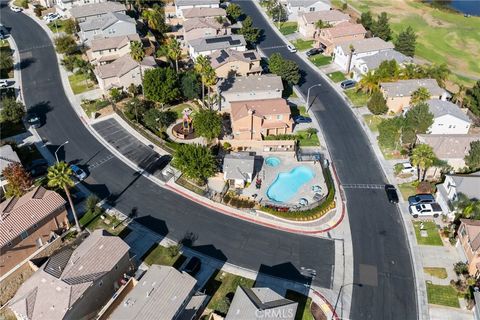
[[134, 215, 169, 237], [256, 262, 313, 294]]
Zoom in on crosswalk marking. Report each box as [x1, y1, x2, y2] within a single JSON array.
[[260, 45, 288, 50], [88, 154, 114, 170], [342, 184, 384, 189]]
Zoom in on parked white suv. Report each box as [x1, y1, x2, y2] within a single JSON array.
[[44, 13, 60, 23], [400, 162, 416, 174], [0, 79, 9, 88], [409, 203, 443, 218]]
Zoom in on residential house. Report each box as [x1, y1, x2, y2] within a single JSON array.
[[286, 0, 331, 20], [416, 134, 480, 173], [56, 0, 106, 11], [298, 10, 349, 39], [70, 2, 126, 23], [79, 12, 137, 44], [457, 219, 480, 276], [218, 74, 284, 109], [0, 187, 68, 275], [175, 0, 220, 18], [316, 21, 366, 55], [225, 286, 298, 320], [223, 153, 255, 188], [426, 99, 471, 135], [0, 144, 21, 195], [230, 98, 293, 140], [183, 17, 231, 42], [8, 229, 130, 320], [380, 79, 448, 113], [210, 49, 262, 78], [351, 50, 412, 81], [188, 35, 246, 60], [436, 172, 480, 220], [86, 34, 140, 65], [333, 37, 394, 73], [108, 265, 208, 320], [183, 7, 226, 20], [94, 54, 156, 92]]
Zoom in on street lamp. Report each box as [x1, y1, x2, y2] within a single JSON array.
[[332, 282, 363, 320], [55, 140, 69, 163], [306, 84, 322, 111]]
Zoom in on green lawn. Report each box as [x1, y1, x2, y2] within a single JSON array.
[[380, 146, 404, 160], [47, 20, 68, 34], [290, 105, 308, 117], [278, 22, 298, 35], [142, 244, 186, 267], [413, 221, 443, 246], [363, 115, 383, 132], [79, 211, 130, 238], [309, 55, 332, 67], [0, 121, 26, 140], [285, 290, 314, 320], [168, 103, 197, 119], [346, 0, 480, 85], [203, 271, 255, 314], [327, 71, 346, 83], [424, 267, 448, 279], [397, 181, 417, 200], [291, 39, 314, 51], [68, 73, 96, 94], [296, 130, 320, 147], [345, 89, 370, 107], [426, 282, 460, 308]]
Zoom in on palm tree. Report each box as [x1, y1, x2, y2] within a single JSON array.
[[357, 71, 379, 94], [347, 44, 355, 73], [0, 54, 13, 71], [195, 55, 212, 104], [47, 162, 81, 231], [130, 41, 145, 87], [401, 63, 420, 80], [411, 144, 436, 181], [204, 67, 217, 109], [142, 8, 161, 32], [166, 37, 182, 72], [410, 87, 431, 105], [454, 193, 480, 219], [315, 19, 331, 30], [423, 63, 450, 88], [452, 84, 466, 107]]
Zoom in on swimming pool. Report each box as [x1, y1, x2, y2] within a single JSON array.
[[267, 166, 315, 202], [265, 156, 281, 167]]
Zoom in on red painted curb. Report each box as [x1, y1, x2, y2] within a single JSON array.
[[313, 290, 340, 320], [165, 181, 345, 235]]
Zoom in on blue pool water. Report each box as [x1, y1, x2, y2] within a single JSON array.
[[267, 166, 315, 202], [265, 156, 281, 167]]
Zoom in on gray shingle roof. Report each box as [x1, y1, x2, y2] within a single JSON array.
[[90, 33, 140, 52], [223, 153, 255, 180], [183, 7, 226, 19], [225, 286, 298, 320], [70, 1, 126, 19], [288, 0, 330, 7], [109, 265, 197, 320], [359, 50, 412, 70], [427, 99, 471, 123], [300, 9, 349, 24], [380, 79, 446, 97], [0, 144, 21, 173], [79, 11, 134, 31], [218, 74, 284, 94], [339, 37, 394, 54], [188, 35, 246, 52], [417, 134, 480, 159], [176, 0, 219, 6], [448, 172, 480, 200]]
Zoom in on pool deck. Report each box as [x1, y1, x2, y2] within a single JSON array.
[[241, 154, 327, 207]]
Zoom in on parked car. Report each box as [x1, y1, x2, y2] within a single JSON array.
[[184, 256, 201, 276], [0, 30, 7, 40], [0, 79, 9, 88], [293, 115, 312, 124], [408, 194, 436, 206], [287, 44, 297, 53], [26, 113, 41, 128], [400, 162, 416, 174], [340, 79, 356, 90], [45, 13, 61, 23], [70, 164, 87, 181], [306, 48, 323, 57], [409, 203, 442, 218], [10, 5, 23, 12], [385, 184, 399, 203], [27, 159, 49, 178]]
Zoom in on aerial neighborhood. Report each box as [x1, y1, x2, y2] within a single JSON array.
[[0, 0, 480, 319]]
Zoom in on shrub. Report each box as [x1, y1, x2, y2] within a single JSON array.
[[33, 5, 44, 17], [167, 244, 181, 258], [223, 142, 232, 151], [54, 35, 78, 55], [454, 262, 469, 275], [367, 90, 388, 115], [394, 163, 404, 175]]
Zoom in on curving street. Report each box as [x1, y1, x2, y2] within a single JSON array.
[[1, 0, 417, 318]]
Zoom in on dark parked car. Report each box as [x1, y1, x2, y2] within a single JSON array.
[[408, 194, 436, 206], [340, 79, 356, 90], [385, 184, 399, 204], [184, 257, 201, 276], [293, 115, 312, 124], [26, 113, 41, 129], [26, 159, 49, 178], [306, 48, 323, 57]]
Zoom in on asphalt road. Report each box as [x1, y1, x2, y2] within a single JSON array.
[[232, 1, 417, 319], [0, 2, 335, 289]]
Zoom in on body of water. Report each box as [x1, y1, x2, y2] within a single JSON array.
[[266, 166, 315, 203], [427, 0, 480, 16]]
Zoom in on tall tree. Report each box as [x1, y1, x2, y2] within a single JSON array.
[[454, 193, 480, 219], [378, 117, 403, 150], [422, 63, 450, 88], [410, 87, 431, 105], [452, 84, 467, 108], [411, 144, 436, 181], [465, 140, 480, 171], [315, 19, 332, 29], [141, 5, 168, 34], [465, 80, 480, 116], [376, 60, 400, 81], [372, 12, 392, 41], [143, 68, 180, 105], [2, 163, 32, 197], [367, 90, 387, 115], [360, 11, 374, 30], [357, 71, 379, 94], [47, 162, 81, 230], [268, 53, 300, 85], [226, 3, 242, 22], [172, 144, 216, 183], [165, 37, 182, 72], [129, 40, 145, 88], [402, 102, 434, 145], [0, 98, 25, 123], [143, 108, 176, 132], [193, 109, 222, 141], [54, 35, 78, 54], [394, 26, 417, 57], [181, 71, 201, 100], [239, 17, 261, 46], [195, 55, 214, 104]]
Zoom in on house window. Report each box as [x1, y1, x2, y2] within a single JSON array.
[[20, 231, 28, 240], [276, 115, 283, 120], [99, 280, 103, 287], [309, 7, 315, 11]]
